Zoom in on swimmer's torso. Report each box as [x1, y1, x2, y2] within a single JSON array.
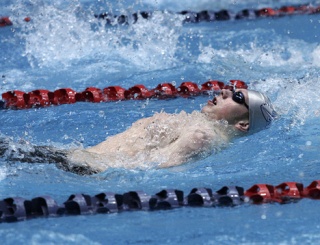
[[67, 111, 231, 172], [87, 111, 182, 156]]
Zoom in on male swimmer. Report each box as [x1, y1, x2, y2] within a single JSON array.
[[0, 88, 277, 175]]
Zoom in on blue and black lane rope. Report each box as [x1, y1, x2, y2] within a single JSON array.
[[0, 180, 319, 223]]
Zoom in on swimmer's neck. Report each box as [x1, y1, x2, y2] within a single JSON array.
[[201, 113, 247, 140]]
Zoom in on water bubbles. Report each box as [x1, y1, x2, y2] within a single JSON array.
[[1, 75, 6, 85], [63, 134, 69, 140], [141, 99, 149, 109], [305, 141, 312, 146]]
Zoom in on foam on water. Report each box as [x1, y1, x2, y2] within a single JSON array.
[[14, 1, 183, 71], [197, 28, 317, 71], [0, 0, 189, 93], [2, 0, 320, 92]]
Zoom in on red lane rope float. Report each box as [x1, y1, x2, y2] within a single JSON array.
[[0, 180, 319, 223], [1, 3, 320, 28], [0, 16, 12, 27], [0, 16, 30, 27], [245, 182, 305, 204], [1, 80, 246, 110]]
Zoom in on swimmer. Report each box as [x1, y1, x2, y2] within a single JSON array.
[[0, 88, 277, 175]]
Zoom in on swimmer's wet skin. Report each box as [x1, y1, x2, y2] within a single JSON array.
[[0, 89, 277, 175]]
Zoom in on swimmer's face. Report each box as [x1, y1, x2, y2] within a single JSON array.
[[201, 88, 249, 125]]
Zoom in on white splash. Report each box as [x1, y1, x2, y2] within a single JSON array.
[[197, 30, 315, 69], [17, 2, 183, 72], [312, 45, 320, 67], [254, 76, 320, 129]]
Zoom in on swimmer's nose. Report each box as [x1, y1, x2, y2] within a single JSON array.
[[221, 89, 232, 99]]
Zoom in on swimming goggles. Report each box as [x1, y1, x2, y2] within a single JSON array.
[[232, 91, 249, 110], [223, 84, 249, 110]]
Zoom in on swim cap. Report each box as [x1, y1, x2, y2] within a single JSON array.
[[247, 90, 278, 133]]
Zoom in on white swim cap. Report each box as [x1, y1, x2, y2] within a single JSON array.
[[247, 90, 278, 133]]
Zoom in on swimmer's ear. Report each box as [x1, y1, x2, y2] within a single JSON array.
[[234, 120, 249, 132]]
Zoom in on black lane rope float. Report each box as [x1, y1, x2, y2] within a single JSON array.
[[0, 180, 319, 223], [0, 80, 246, 110], [1, 3, 320, 28]]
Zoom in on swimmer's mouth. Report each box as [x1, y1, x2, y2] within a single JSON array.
[[212, 97, 217, 105]]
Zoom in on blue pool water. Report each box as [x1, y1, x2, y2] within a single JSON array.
[[1, 0, 320, 244]]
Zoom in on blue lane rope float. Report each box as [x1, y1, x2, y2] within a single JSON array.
[[1, 3, 320, 28], [0, 80, 246, 110], [0, 180, 319, 223]]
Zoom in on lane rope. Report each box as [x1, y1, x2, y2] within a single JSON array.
[[1, 3, 320, 28], [0, 80, 247, 110], [0, 180, 319, 223], [95, 3, 320, 25]]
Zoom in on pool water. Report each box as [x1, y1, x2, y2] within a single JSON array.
[[1, 0, 320, 244]]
